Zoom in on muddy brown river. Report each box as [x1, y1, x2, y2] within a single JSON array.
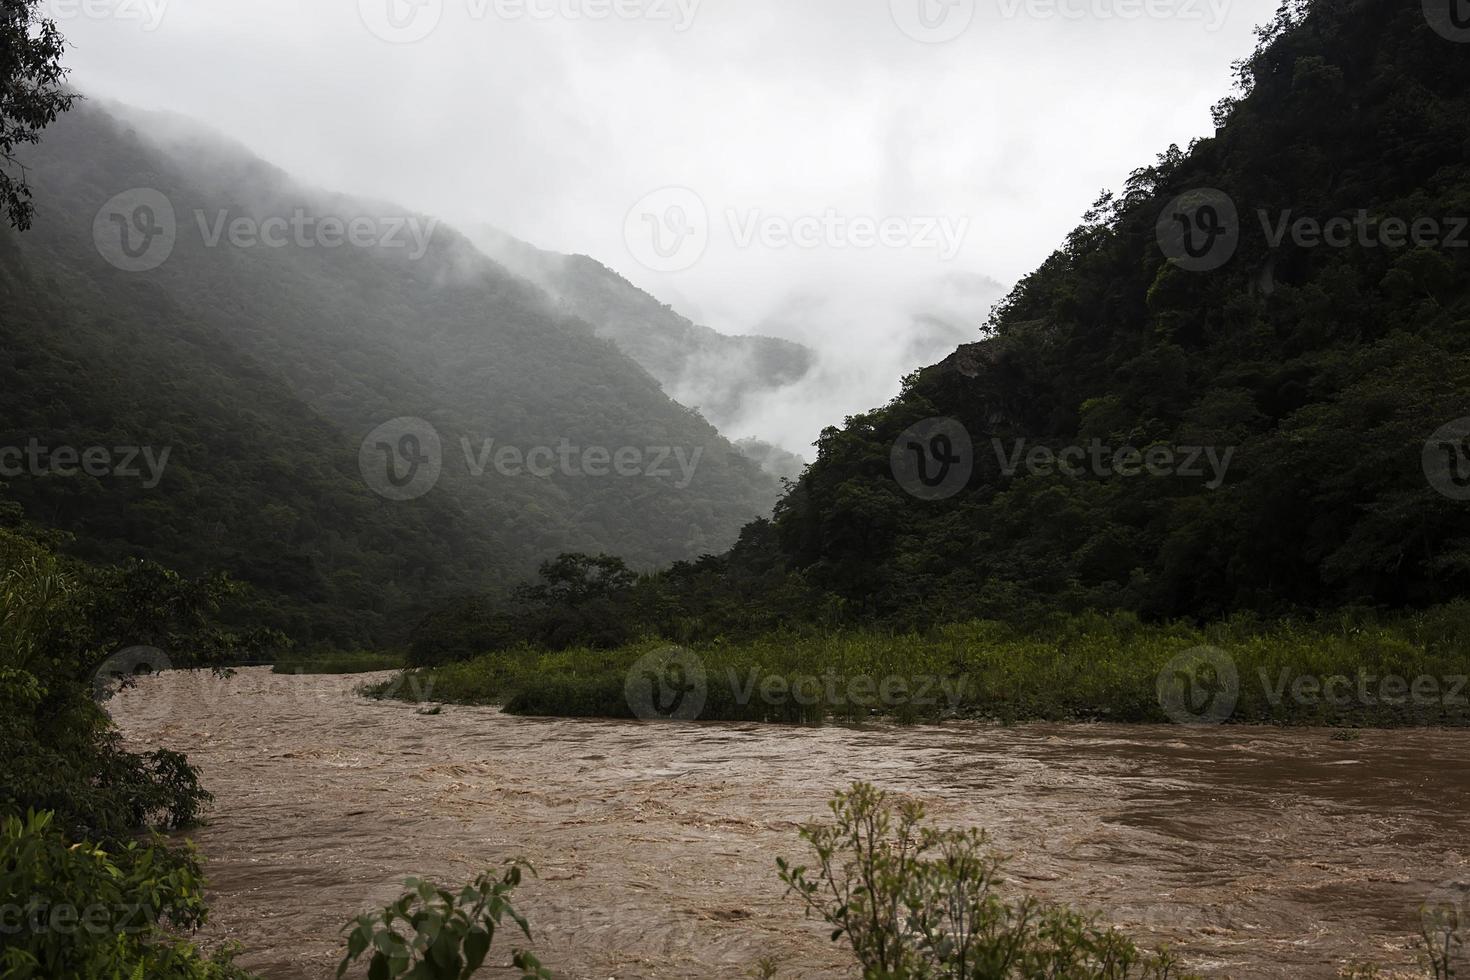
[[111, 668, 1467, 979]]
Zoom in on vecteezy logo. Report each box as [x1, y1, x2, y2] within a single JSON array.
[[1425, 418, 1470, 501], [625, 646, 707, 721], [1156, 188, 1239, 272], [1157, 646, 1239, 725], [890, 0, 975, 43], [91, 645, 172, 707], [358, 0, 442, 43], [623, 187, 709, 273], [92, 188, 176, 272], [1424, 0, 1470, 42], [890, 417, 973, 501], [359, 417, 443, 501]]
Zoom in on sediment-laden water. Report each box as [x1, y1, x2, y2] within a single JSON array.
[[112, 668, 1469, 979]]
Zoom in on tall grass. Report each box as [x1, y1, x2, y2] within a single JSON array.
[[363, 605, 1470, 727]]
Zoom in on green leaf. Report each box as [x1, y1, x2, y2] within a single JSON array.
[[462, 926, 491, 976]]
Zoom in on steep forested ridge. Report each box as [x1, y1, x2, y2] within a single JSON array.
[[770, 0, 1470, 624], [0, 101, 780, 645]]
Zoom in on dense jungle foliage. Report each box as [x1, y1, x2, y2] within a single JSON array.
[[0, 519, 268, 977]]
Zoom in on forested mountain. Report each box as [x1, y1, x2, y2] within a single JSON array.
[[0, 101, 781, 645], [469, 225, 815, 444], [770, 0, 1470, 623]]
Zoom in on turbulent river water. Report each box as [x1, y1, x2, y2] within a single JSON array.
[[111, 668, 1468, 979]]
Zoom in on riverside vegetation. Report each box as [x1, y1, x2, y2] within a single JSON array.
[[374, 551, 1470, 728], [0, 520, 265, 978]]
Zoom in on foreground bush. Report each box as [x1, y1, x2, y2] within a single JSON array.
[[0, 525, 275, 978], [338, 864, 551, 979], [0, 810, 254, 979], [777, 783, 1189, 979], [0, 526, 277, 840]]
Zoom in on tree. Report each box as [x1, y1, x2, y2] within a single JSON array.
[[514, 553, 637, 608], [1, 0, 75, 230]]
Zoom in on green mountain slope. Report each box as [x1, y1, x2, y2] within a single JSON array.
[[0, 101, 781, 645], [771, 0, 1470, 623]]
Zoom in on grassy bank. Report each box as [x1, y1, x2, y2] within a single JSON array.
[[363, 606, 1470, 727]]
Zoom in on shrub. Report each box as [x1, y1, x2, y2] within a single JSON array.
[[0, 527, 267, 978], [777, 783, 1191, 979], [0, 810, 256, 980], [338, 864, 552, 980], [0, 526, 273, 842]]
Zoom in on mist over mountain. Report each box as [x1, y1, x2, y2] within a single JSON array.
[[734, 267, 1009, 450], [468, 224, 816, 472], [46, 0, 1269, 467], [0, 99, 782, 644], [466, 224, 1007, 470]]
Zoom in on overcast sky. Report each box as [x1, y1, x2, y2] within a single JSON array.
[[52, 0, 1281, 454]]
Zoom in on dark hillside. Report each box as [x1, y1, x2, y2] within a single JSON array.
[[771, 0, 1470, 623]]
